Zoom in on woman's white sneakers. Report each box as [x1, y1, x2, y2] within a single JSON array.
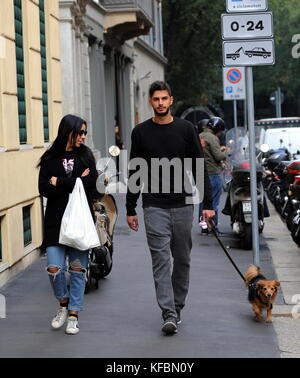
[[51, 308, 68, 329], [51, 309, 79, 335], [65, 316, 80, 335]]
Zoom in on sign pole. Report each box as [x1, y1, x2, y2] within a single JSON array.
[[233, 100, 238, 129], [244, 100, 247, 130], [277, 87, 282, 118], [276, 89, 279, 117], [246, 67, 260, 266]]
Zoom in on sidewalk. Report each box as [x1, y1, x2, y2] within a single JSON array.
[[264, 200, 300, 358], [0, 193, 291, 358]]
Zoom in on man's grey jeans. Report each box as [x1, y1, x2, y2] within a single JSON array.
[[143, 205, 194, 320]]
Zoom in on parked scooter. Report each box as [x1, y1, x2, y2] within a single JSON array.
[[85, 145, 120, 292], [222, 128, 269, 250]]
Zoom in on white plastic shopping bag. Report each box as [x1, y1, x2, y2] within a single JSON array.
[[59, 178, 100, 250]]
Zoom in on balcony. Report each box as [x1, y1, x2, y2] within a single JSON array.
[[100, 0, 154, 43]]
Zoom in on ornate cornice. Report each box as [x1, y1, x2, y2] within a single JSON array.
[[70, 0, 89, 35]]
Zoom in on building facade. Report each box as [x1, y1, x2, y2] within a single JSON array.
[[0, 0, 62, 286], [0, 0, 166, 286], [59, 0, 166, 160]]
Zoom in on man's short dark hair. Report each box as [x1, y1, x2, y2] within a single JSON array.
[[149, 81, 172, 98]]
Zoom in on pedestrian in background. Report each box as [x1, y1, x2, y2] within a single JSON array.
[[38, 114, 98, 335], [114, 125, 124, 150], [126, 81, 214, 335], [199, 117, 229, 235], [114, 124, 124, 173]]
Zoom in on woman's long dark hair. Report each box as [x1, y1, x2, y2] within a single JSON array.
[[37, 114, 95, 167]]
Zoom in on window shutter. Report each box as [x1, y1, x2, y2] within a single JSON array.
[[39, 0, 49, 142], [23, 206, 32, 247], [14, 0, 27, 144]]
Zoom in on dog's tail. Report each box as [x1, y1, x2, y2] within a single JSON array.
[[244, 265, 260, 284]]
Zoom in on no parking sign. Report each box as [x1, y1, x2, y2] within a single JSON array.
[[223, 67, 246, 100]]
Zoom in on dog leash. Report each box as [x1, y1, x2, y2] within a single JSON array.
[[207, 220, 247, 284]]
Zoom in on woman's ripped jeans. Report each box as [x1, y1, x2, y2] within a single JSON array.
[[46, 246, 89, 312]]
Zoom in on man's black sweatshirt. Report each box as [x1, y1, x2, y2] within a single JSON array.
[[126, 117, 213, 216]]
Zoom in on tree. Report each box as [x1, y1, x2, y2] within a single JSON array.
[[163, 0, 300, 118], [163, 0, 225, 106], [254, 0, 300, 95]]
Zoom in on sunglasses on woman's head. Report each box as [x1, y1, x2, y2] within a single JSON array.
[[78, 130, 88, 136]]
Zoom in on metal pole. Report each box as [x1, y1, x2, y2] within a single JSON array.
[[233, 100, 238, 129], [275, 89, 279, 118], [278, 86, 282, 118], [244, 99, 247, 131], [246, 67, 260, 266]]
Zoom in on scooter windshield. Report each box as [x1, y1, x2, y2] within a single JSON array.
[[226, 127, 249, 169]]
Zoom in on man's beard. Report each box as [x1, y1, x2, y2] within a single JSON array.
[[154, 107, 170, 117]]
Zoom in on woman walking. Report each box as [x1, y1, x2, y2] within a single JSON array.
[[38, 114, 98, 335]]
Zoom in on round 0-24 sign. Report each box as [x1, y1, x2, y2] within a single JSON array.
[[223, 67, 246, 101]]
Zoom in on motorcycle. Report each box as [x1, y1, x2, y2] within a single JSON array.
[[273, 160, 300, 219], [290, 175, 300, 245], [85, 145, 120, 293], [222, 128, 269, 250], [262, 147, 290, 194]]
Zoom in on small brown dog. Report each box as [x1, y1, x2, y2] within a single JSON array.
[[244, 265, 280, 323]]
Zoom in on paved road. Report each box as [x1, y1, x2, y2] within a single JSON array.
[[0, 194, 281, 358]]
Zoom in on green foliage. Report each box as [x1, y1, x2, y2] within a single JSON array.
[[163, 0, 225, 104], [254, 0, 300, 99], [163, 0, 300, 114]]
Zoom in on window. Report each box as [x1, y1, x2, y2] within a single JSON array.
[[39, 0, 49, 142], [14, 0, 27, 144], [23, 206, 32, 247]]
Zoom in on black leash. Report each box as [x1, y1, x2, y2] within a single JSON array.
[[207, 220, 247, 284]]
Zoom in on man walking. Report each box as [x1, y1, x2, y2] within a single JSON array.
[[126, 81, 214, 335], [199, 117, 229, 234]]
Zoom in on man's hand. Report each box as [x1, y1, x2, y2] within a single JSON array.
[[127, 215, 139, 232], [220, 146, 228, 152]]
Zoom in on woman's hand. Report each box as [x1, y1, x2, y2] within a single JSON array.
[[81, 168, 90, 177], [49, 177, 57, 186]]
